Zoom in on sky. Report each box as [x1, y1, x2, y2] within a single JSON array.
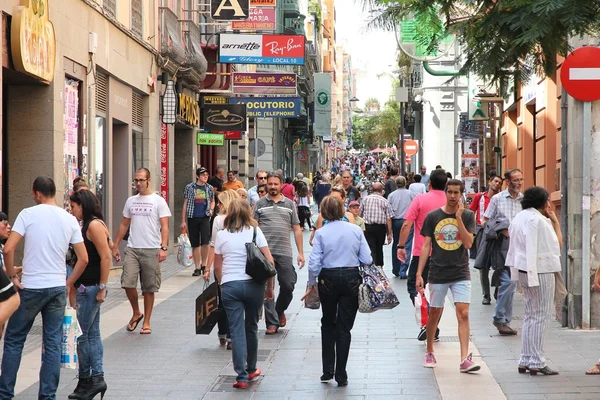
[[335, 1, 398, 108]]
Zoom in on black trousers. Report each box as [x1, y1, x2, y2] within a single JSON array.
[[364, 223, 387, 266], [298, 206, 312, 229], [407, 256, 431, 305], [318, 267, 361, 383], [480, 267, 491, 299]]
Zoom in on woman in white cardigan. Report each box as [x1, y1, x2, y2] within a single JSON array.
[[506, 186, 562, 376]]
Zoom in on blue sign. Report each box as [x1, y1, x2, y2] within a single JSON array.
[[228, 97, 301, 118]]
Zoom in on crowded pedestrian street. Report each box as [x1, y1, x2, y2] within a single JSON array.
[[6, 229, 599, 400]]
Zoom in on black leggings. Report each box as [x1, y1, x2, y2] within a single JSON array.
[[298, 206, 312, 229]]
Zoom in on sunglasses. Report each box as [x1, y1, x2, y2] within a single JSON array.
[[257, 176, 267, 180]]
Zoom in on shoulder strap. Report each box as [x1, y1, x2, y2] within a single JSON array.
[[253, 226, 257, 244]]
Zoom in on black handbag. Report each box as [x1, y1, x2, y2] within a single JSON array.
[[245, 227, 276, 284]]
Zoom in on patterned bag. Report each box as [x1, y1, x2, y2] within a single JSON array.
[[358, 264, 399, 313]]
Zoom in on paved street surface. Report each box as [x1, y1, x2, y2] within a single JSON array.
[[7, 230, 600, 399]]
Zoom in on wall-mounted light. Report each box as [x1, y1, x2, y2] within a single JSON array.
[[162, 80, 177, 125]]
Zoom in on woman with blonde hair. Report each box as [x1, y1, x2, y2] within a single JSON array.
[[237, 188, 248, 200], [205, 190, 240, 349], [214, 199, 275, 388]]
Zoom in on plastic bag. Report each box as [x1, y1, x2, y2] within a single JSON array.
[[43, 306, 81, 369], [304, 284, 320, 309], [177, 231, 193, 267], [415, 289, 429, 328]]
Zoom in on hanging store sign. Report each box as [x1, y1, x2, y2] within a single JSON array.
[[314, 73, 332, 136], [223, 131, 242, 140], [218, 34, 305, 65], [231, 7, 276, 31], [197, 133, 225, 146], [177, 93, 199, 126], [228, 97, 301, 118], [11, 0, 56, 83], [160, 123, 169, 201], [250, 0, 276, 5], [211, 0, 249, 20], [202, 95, 228, 105], [232, 72, 297, 95], [204, 104, 247, 132]]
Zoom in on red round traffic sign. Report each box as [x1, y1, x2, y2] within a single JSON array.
[[404, 140, 419, 156], [560, 47, 600, 102], [405, 154, 411, 164]]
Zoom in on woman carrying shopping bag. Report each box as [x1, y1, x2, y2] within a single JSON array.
[[213, 199, 275, 389], [68, 189, 111, 399], [301, 196, 372, 387]]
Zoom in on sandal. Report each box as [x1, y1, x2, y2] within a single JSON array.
[[585, 363, 600, 375], [140, 327, 152, 334], [126, 314, 144, 332]]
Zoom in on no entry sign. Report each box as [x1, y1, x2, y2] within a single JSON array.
[[560, 47, 600, 102], [404, 140, 419, 156]]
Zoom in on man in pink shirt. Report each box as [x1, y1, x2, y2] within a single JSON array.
[[397, 168, 449, 304]]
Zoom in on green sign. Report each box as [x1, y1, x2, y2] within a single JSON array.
[[197, 132, 225, 146]]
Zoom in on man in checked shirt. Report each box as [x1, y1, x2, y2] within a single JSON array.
[[360, 182, 393, 267]]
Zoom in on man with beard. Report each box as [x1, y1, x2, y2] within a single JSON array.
[[253, 172, 305, 335], [470, 174, 504, 304]]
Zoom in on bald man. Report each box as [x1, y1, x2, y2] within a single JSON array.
[[359, 182, 393, 267]]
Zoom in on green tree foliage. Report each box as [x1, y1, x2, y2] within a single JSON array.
[[363, 0, 600, 83], [352, 101, 401, 150]]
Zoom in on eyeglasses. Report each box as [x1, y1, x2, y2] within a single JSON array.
[[0, 221, 8, 227], [257, 176, 267, 180], [133, 179, 148, 183]]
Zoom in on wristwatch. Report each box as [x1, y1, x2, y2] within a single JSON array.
[[397, 245, 405, 249], [98, 283, 106, 290], [160, 246, 168, 251]]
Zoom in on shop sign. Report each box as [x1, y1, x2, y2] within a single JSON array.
[[251, 0, 276, 5], [204, 104, 247, 132], [219, 34, 305, 65], [177, 93, 199, 126], [228, 96, 301, 118], [314, 73, 332, 136], [223, 131, 242, 140], [231, 7, 276, 31], [203, 95, 228, 105], [160, 123, 169, 201], [197, 133, 225, 146], [11, 0, 56, 83], [211, 0, 249, 20], [232, 72, 296, 95]]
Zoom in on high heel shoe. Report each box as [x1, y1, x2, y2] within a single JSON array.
[[80, 376, 107, 399], [518, 365, 528, 374], [68, 376, 91, 399], [529, 366, 559, 376]]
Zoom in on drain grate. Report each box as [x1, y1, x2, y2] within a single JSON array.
[[257, 349, 272, 362], [210, 374, 262, 392], [261, 330, 289, 339], [436, 336, 472, 343]]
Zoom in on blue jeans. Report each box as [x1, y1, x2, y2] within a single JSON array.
[[494, 267, 516, 324], [0, 286, 67, 400], [392, 219, 413, 277], [76, 285, 104, 378], [221, 280, 265, 383]]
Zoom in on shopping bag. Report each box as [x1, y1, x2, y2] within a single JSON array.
[[415, 289, 429, 328], [358, 264, 399, 313], [177, 231, 193, 267], [195, 282, 222, 334], [304, 284, 320, 309], [42, 306, 81, 369]]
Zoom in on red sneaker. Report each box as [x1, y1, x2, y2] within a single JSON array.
[[249, 367, 261, 381], [232, 381, 248, 389]]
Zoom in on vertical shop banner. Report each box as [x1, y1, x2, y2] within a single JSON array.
[[314, 73, 332, 136], [461, 139, 480, 201], [160, 123, 169, 201], [64, 80, 79, 210]]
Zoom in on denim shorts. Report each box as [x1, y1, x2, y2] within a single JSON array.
[[428, 280, 471, 307]]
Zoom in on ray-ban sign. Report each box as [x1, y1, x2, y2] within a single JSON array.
[[219, 33, 305, 65]]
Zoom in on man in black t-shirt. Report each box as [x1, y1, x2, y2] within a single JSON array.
[[341, 170, 360, 207], [416, 179, 480, 373]]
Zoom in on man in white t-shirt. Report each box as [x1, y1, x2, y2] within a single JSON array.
[[113, 168, 171, 334], [0, 176, 88, 399]]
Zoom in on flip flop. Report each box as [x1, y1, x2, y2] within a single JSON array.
[[585, 364, 600, 375], [140, 327, 152, 335], [126, 314, 144, 332]]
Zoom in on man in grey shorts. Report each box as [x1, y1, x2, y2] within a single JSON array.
[[113, 168, 171, 334]]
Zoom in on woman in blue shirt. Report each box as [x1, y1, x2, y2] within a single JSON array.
[[302, 196, 372, 387]]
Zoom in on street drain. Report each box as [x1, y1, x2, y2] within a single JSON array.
[[210, 374, 262, 392]]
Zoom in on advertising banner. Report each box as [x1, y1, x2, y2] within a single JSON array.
[[219, 34, 305, 65], [204, 104, 247, 132], [251, 0, 276, 5], [197, 133, 225, 146], [231, 7, 276, 31], [160, 123, 169, 201], [314, 73, 332, 136], [228, 97, 301, 118], [232, 72, 296, 95], [461, 139, 480, 201]]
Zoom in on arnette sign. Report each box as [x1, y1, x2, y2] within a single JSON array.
[[228, 97, 301, 118], [11, 0, 56, 83], [197, 133, 225, 146], [204, 104, 247, 132], [232, 72, 296, 95], [219, 33, 305, 65], [177, 93, 199, 126], [231, 7, 276, 31]]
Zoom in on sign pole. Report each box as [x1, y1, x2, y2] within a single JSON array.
[[255, 123, 259, 176], [582, 100, 591, 329]]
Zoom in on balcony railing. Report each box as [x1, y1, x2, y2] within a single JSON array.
[[159, 7, 186, 65]]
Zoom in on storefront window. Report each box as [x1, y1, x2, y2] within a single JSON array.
[[95, 116, 106, 211]]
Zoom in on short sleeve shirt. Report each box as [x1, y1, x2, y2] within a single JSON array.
[[403, 190, 447, 256], [420, 208, 476, 283], [253, 196, 300, 257], [123, 193, 172, 248]]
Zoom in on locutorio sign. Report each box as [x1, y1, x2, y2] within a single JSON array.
[[228, 97, 301, 118], [12, 0, 56, 83]]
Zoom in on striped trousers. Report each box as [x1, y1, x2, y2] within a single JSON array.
[[518, 272, 555, 369]]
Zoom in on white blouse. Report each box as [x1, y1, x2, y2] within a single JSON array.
[[506, 208, 561, 287]]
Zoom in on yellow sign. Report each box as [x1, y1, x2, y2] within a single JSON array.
[[11, 0, 56, 83], [178, 93, 199, 126], [203, 95, 228, 104]]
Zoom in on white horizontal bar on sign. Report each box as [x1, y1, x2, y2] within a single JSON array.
[[570, 68, 600, 80]]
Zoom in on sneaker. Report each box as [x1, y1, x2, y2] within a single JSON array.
[[460, 353, 481, 373], [423, 352, 437, 368], [192, 268, 202, 277]]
